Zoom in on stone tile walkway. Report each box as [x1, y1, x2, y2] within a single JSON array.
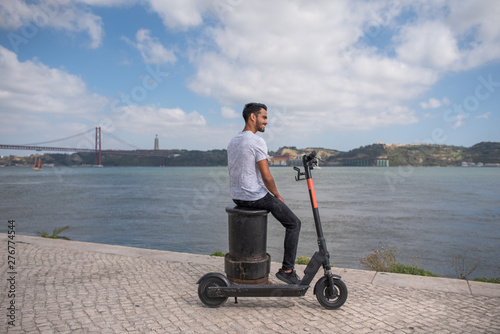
[[2, 235, 499, 333]]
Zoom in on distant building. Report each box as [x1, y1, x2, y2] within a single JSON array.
[[271, 155, 290, 165], [154, 135, 159, 150], [342, 158, 390, 167]]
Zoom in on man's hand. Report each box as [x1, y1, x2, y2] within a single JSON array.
[[275, 194, 285, 203]]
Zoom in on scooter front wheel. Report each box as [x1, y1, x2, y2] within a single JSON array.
[[198, 275, 229, 308], [314, 276, 348, 309]]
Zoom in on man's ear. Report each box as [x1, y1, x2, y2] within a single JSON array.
[[249, 112, 256, 122]]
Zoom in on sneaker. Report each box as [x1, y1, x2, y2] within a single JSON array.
[[276, 268, 300, 285]]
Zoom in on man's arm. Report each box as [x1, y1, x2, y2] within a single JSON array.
[[257, 159, 284, 203]]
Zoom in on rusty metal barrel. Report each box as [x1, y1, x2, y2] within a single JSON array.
[[224, 206, 271, 284]]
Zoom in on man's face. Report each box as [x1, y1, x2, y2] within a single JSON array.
[[255, 108, 268, 133]]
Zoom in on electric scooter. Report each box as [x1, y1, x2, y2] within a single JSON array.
[[197, 151, 348, 309]]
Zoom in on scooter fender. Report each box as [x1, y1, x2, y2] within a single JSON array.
[[331, 274, 342, 280], [313, 275, 342, 295], [197, 272, 231, 286]]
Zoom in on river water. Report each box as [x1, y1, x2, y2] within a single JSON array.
[[1, 165, 499, 279]]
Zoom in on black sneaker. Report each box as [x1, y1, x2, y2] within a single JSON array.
[[276, 268, 300, 285]]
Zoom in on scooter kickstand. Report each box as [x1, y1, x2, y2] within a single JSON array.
[[234, 297, 238, 304]]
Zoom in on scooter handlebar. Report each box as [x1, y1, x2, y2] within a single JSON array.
[[305, 151, 317, 162]]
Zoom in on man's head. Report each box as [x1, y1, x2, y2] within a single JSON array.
[[242, 102, 268, 133], [242, 103, 267, 123]]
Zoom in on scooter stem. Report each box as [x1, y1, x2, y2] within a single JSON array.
[[302, 152, 331, 269]]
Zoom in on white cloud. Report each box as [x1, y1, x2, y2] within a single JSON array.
[[0, 111, 46, 136], [113, 105, 206, 137], [145, 0, 209, 30], [106, 104, 245, 150], [187, 0, 423, 131], [220, 106, 239, 119], [393, 0, 500, 71], [123, 29, 177, 64], [476, 112, 491, 119], [182, 0, 500, 133], [420, 97, 451, 109], [76, 0, 136, 5], [0, 45, 109, 144], [444, 0, 500, 70], [2, 0, 499, 150], [105, 103, 242, 149], [0, 0, 104, 49], [0, 46, 109, 116], [453, 114, 466, 128], [395, 21, 460, 69]]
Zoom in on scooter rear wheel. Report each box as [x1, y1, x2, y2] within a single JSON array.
[[198, 276, 229, 307], [315, 276, 348, 309]]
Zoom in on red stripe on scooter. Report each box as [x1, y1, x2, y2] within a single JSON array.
[[307, 179, 318, 208]]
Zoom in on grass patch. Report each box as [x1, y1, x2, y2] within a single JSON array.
[[209, 251, 226, 257], [360, 246, 438, 277], [295, 256, 311, 265], [473, 277, 500, 284], [37, 226, 70, 240], [391, 263, 439, 277]]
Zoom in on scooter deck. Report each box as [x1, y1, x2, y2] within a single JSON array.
[[208, 284, 310, 298]]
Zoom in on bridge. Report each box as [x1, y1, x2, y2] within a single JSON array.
[[0, 127, 175, 166]]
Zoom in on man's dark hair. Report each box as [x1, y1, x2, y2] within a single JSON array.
[[242, 102, 267, 123]]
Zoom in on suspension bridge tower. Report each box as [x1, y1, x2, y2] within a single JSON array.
[[95, 127, 102, 166]]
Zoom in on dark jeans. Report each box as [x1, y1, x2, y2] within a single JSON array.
[[233, 193, 301, 271]]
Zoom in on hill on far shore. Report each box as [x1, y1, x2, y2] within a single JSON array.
[[1, 142, 499, 167]]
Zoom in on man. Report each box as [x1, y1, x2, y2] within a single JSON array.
[[227, 102, 302, 284]]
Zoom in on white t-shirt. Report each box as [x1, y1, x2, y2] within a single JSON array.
[[227, 131, 269, 201]]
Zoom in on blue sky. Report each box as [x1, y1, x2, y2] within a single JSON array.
[[0, 0, 499, 155]]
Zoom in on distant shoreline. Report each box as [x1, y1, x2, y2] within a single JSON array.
[[1, 141, 499, 167]]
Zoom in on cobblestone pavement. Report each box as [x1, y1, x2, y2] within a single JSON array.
[[1, 235, 499, 333]]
